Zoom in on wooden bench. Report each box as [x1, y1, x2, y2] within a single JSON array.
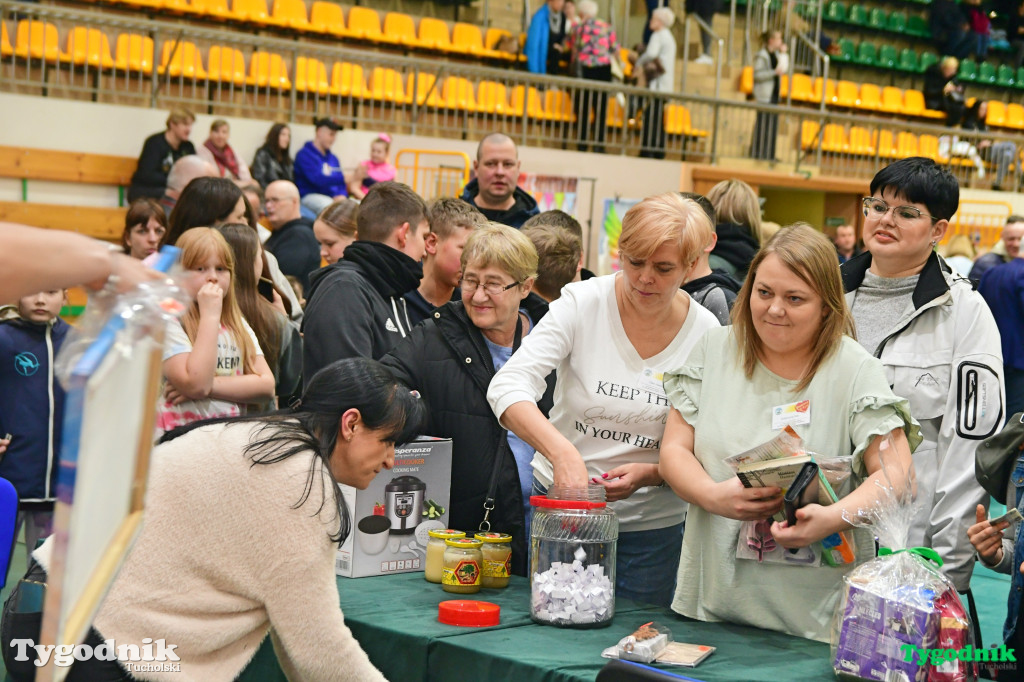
[[0, 145, 136, 241]]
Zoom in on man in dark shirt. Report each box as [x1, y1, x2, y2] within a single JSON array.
[[460, 134, 540, 229], [263, 181, 321, 292], [128, 109, 197, 201]]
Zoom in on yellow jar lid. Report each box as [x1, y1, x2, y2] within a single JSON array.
[[474, 532, 512, 544], [446, 537, 483, 548], [428, 529, 466, 539]]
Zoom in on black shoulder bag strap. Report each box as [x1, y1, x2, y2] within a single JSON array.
[[479, 314, 524, 533]]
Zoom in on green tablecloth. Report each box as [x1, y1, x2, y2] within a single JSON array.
[[237, 571, 835, 681]]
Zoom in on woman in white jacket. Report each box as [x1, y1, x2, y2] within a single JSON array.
[[751, 30, 788, 161], [636, 7, 677, 159]]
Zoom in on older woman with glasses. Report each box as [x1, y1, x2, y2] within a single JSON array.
[[381, 224, 552, 575], [842, 157, 1004, 601], [487, 192, 721, 606]]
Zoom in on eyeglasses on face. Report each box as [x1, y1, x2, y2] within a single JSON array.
[[459, 278, 520, 296], [862, 197, 936, 224]]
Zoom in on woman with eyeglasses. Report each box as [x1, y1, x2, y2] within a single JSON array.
[[487, 193, 721, 606], [842, 157, 1004, 602], [380, 223, 552, 575]]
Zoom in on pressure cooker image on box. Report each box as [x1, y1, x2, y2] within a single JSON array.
[[386, 475, 426, 534]]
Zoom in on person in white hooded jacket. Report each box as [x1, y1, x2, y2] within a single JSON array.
[[842, 158, 1004, 603]]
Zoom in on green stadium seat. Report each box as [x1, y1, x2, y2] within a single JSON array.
[[997, 64, 1015, 87], [898, 47, 918, 72], [978, 61, 996, 84], [833, 38, 855, 62], [888, 10, 907, 33], [848, 5, 867, 25], [919, 51, 939, 72], [854, 42, 877, 66], [868, 8, 888, 30], [906, 15, 930, 38], [878, 44, 897, 68], [1016, 66, 1024, 88], [958, 58, 978, 82], [824, 0, 846, 22]]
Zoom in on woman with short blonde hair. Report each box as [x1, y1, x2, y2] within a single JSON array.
[[487, 192, 721, 607]]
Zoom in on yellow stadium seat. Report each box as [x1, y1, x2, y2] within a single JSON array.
[[509, 85, 547, 119], [407, 72, 444, 107], [834, 80, 859, 108], [986, 100, 1006, 127], [161, 0, 191, 13], [330, 61, 367, 98], [452, 23, 484, 55], [369, 67, 410, 103], [477, 80, 511, 115], [248, 51, 291, 88], [849, 126, 875, 155], [800, 120, 820, 150], [856, 84, 881, 111], [295, 56, 330, 93], [918, 134, 939, 161], [483, 28, 518, 61], [114, 34, 154, 73], [1005, 103, 1024, 129], [739, 65, 753, 94], [876, 130, 897, 158], [310, 2, 346, 36], [789, 74, 814, 102], [206, 45, 246, 84], [879, 87, 903, 114], [821, 124, 849, 153], [442, 76, 478, 112], [62, 27, 114, 68], [896, 131, 919, 158], [811, 78, 835, 105], [544, 89, 575, 122], [1, 23, 13, 57], [778, 74, 789, 99], [271, 0, 310, 29], [189, 0, 232, 18], [418, 17, 453, 52], [14, 20, 60, 62], [665, 104, 708, 137], [158, 40, 206, 79], [381, 12, 417, 47], [606, 95, 625, 128], [901, 89, 925, 117], [347, 7, 382, 41], [233, 0, 272, 24]]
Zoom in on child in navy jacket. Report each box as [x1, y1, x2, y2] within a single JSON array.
[[0, 290, 69, 562]]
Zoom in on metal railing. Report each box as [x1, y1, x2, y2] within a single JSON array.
[[394, 148, 471, 199], [2, 0, 1022, 193]]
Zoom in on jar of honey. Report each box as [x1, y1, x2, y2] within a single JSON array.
[[442, 538, 483, 594], [425, 530, 465, 583], [475, 532, 512, 588]]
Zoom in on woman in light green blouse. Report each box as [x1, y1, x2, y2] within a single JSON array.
[[659, 224, 921, 642]]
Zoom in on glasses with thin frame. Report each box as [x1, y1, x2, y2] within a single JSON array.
[[459, 278, 521, 296], [862, 197, 937, 225]]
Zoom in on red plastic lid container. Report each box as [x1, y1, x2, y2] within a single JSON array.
[[438, 600, 501, 627]]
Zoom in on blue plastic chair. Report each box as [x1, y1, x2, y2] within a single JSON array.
[[0, 477, 20, 589]]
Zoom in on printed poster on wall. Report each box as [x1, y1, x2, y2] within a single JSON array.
[[598, 198, 640, 275], [517, 173, 578, 215]]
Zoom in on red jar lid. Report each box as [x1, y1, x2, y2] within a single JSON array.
[[438, 600, 501, 627], [529, 495, 606, 510]]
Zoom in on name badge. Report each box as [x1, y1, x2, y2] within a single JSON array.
[[771, 400, 810, 430], [637, 368, 666, 398], [322, 162, 332, 175]]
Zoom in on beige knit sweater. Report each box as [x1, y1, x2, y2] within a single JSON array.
[[36, 422, 387, 682]]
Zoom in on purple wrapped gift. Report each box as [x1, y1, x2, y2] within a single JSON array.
[[833, 581, 939, 681]]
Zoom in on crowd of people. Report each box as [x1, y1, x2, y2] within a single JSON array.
[[7, 130, 1024, 679]]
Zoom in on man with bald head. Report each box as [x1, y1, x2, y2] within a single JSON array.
[[263, 180, 320, 291], [460, 133, 539, 228], [969, 216, 1024, 281], [160, 155, 217, 216]]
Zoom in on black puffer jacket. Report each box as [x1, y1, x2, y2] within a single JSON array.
[[380, 302, 553, 576]]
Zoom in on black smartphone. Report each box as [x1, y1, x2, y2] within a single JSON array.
[[784, 462, 820, 527], [257, 278, 275, 303]]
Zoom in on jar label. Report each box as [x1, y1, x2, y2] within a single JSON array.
[[443, 560, 480, 586], [483, 556, 510, 578]]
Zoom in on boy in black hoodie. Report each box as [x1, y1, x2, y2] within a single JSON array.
[[301, 182, 427, 386], [679, 192, 741, 325], [0, 290, 69, 562]]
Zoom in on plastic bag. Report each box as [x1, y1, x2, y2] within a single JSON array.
[[831, 435, 976, 682], [55, 247, 189, 389]]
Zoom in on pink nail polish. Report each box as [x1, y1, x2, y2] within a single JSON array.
[[602, 473, 609, 479]]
